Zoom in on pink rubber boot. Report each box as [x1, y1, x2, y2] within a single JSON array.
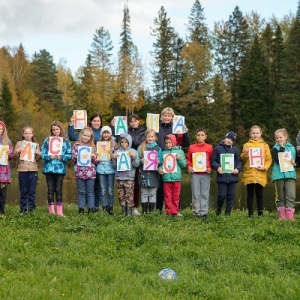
[[285, 208, 295, 220], [56, 202, 65, 217], [277, 207, 286, 220], [48, 202, 55, 214]]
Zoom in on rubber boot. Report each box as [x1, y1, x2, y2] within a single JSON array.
[[285, 208, 295, 220], [277, 207, 286, 220], [48, 202, 55, 214], [56, 202, 65, 217], [149, 203, 155, 214], [142, 203, 148, 215], [121, 206, 127, 216]]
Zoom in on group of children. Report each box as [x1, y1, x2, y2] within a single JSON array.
[[0, 109, 299, 220]]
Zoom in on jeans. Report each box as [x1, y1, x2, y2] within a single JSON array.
[[94, 173, 102, 208], [99, 174, 115, 207], [19, 171, 38, 212], [76, 178, 95, 209], [45, 173, 64, 204]]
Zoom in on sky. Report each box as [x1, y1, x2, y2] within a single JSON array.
[[0, 0, 298, 74]]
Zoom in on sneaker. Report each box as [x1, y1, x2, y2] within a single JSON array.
[[176, 213, 183, 217], [132, 208, 140, 216]]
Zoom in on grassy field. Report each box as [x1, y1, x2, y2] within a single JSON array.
[[1, 205, 300, 300]]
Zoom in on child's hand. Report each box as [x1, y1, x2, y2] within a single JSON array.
[[217, 166, 223, 174], [176, 154, 181, 160], [256, 165, 265, 171], [159, 169, 164, 175], [128, 151, 136, 158], [188, 166, 194, 174], [291, 158, 296, 167], [16, 147, 22, 153], [112, 153, 118, 159], [184, 125, 188, 132], [232, 168, 239, 174], [207, 167, 211, 174], [35, 149, 41, 155]]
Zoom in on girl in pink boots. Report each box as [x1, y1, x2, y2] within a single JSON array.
[[271, 128, 297, 220]]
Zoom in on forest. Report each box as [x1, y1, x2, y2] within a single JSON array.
[[0, 0, 300, 147]]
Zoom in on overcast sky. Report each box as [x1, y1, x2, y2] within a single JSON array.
[[0, 0, 298, 74]]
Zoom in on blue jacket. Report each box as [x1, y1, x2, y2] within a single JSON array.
[[271, 141, 296, 181], [41, 137, 72, 174], [211, 141, 242, 183]]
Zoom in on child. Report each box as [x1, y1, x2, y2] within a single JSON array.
[[72, 127, 97, 214], [41, 121, 72, 216], [271, 128, 297, 220], [137, 129, 162, 214], [128, 114, 146, 216], [187, 128, 213, 219], [96, 126, 117, 215], [211, 131, 242, 216], [159, 134, 186, 216], [241, 125, 272, 218], [14, 126, 41, 213], [112, 134, 139, 216], [156, 107, 190, 212], [0, 121, 13, 216]]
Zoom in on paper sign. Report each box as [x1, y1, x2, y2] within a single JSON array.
[[117, 151, 131, 171], [163, 153, 177, 173], [0, 145, 9, 165], [192, 152, 206, 172], [115, 116, 128, 135], [173, 115, 185, 134], [73, 110, 87, 129], [278, 152, 294, 172], [97, 141, 111, 161], [249, 148, 264, 167], [48, 137, 63, 156], [20, 141, 36, 162], [143, 150, 158, 171], [77, 146, 92, 167], [221, 154, 234, 173], [146, 113, 160, 133]]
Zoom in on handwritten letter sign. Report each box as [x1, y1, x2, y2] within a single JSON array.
[[278, 152, 294, 172], [143, 150, 158, 171], [114, 116, 128, 135], [163, 153, 177, 173], [146, 113, 160, 132], [221, 154, 234, 173], [192, 152, 206, 172], [173, 115, 185, 134], [48, 137, 63, 156], [20, 141, 36, 162], [0, 145, 9, 165], [249, 148, 264, 167], [77, 146, 92, 167], [117, 151, 131, 171], [97, 141, 111, 161], [73, 110, 87, 129]]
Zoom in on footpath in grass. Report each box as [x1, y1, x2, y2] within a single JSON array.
[[1, 205, 300, 299]]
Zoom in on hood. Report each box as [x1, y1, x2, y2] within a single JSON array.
[[119, 133, 132, 149], [165, 134, 177, 147]]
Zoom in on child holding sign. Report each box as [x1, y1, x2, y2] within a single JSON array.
[[137, 129, 162, 214], [41, 121, 72, 216], [0, 121, 13, 216], [271, 128, 297, 220], [241, 125, 272, 218], [187, 128, 213, 219], [72, 127, 97, 214], [211, 131, 242, 216], [112, 134, 139, 216], [159, 134, 186, 216], [14, 126, 41, 213]]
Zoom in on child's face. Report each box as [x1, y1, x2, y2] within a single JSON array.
[[82, 130, 92, 144], [250, 128, 262, 141], [52, 125, 61, 136], [23, 129, 33, 141], [224, 138, 233, 146], [195, 131, 207, 144], [165, 138, 173, 149], [0, 125, 4, 136], [146, 132, 156, 144], [275, 133, 287, 145], [129, 118, 139, 129], [120, 139, 129, 149], [161, 113, 173, 124], [91, 117, 101, 130], [102, 131, 111, 140]]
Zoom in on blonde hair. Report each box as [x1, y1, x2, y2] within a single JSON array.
[[274, 128, 289, 140], [77, 127, 95, 148], [139, 129, 157, 158], [22, 126, 37, 143], [0, 122, 10, 145], [161, 107, 174, 119]]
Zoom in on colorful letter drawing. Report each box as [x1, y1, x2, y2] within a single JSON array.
[[114, 116, 128, 135], [249, 148, 264, 167], [163, 153, 177, 173], [146, 113, 160, 132], [278, 152, 294, 172], [48, 137, 63, 156], [20, 141, 36, 162], [192, 152, 206, 172], [97, 141, 111, 161], [77, 146, 92, 167], [0, 145, 9, 165], [73, 110, 87, 129], [172, 115, 185, 134], [117, 151, 131, 171], [143, 150, 158, 171], [220, 153, 234, 173]]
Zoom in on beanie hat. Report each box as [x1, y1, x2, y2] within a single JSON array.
[[225, 131, 237, 142], [101, 126, 112, 136]]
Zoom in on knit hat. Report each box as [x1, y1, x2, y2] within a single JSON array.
[[101, 126, 112, 136], [0, 121, 6, 132], [224, 131, 237, 142]]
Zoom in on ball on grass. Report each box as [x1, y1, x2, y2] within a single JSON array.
[[158, 268, 178, 280]]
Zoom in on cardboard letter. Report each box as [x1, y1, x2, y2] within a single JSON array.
[[115, 116, 128, 135], [117, 151, 131, 171], [77, 146, 92, 167], [249, 148, 264, 167], [48, 137, 63, 155], [146, 113, 160, 133], [192, 152, 207, 172], [96, 141, 111, 161], [73, 110, 87, 129], [278, 152, 294, 172], [163, 153, 177, 173], [20, 141, 36, 162], [0, 145, 9, 165], [143, 150, 158, 171], [172, 115, 185, 134], [220, 153, 234, 173]]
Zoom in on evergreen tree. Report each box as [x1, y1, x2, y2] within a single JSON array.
[[119, 4, 133, 60]]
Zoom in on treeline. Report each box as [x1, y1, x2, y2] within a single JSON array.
[[0, 0, 300, 147]]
